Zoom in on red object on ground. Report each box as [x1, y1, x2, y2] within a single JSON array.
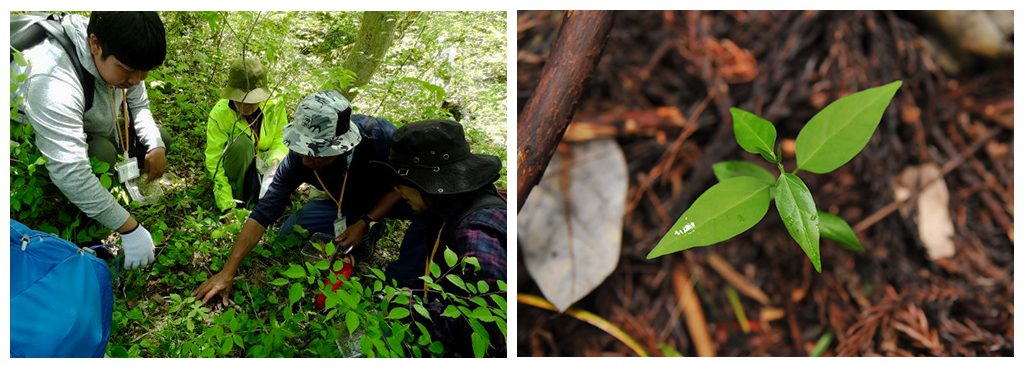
[[314, 255, 354, 310]]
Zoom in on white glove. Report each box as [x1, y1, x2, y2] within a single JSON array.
[[121, 224, 156, 269]]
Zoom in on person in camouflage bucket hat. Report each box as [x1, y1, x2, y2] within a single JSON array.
[[195, 90, 423, 309], [282, 90, 362, 157]]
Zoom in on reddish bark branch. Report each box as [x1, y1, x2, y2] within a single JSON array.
[[517, 11, 615, 210]]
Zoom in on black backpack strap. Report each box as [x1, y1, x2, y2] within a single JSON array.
[[21, 14, 95, 111]]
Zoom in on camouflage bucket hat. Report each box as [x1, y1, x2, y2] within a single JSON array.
[[222, 58, 270, 104], [283, 90, 362, 157]]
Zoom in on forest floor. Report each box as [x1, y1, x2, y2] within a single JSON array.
[[517, 10, 1013, 357]]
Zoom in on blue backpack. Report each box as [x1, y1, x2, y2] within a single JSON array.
[[10, 219, 113, 358]]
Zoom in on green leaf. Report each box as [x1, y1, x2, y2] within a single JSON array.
[[463, 256, 481, 272], [441, 305, 461, 318], [13, 50, 27, 66], [288, 283, 303, 305], [91, 160, 110, 174], [100, 175, 112, 190], [490, 294, 507, 312], [470, 330, 489, 357], [496, 318, 507, 338], [469, 296, 489, 308], [370, 267, 386, 280], [443, 247, 458, 268], [469, 307, 496, 322], [325, 241, 336, 256], [387, 307, 410, 320], [220, 337, 233, 355], [413, 303, 431, 320], [281, 264, 306, 279], [731, 107, 778, 162], [428, 341, 444, 354], [796, 81, 902, 174], [818, 211, 864, 252], [476, 280, 490, 293], [647, 176, 772, 259], [429, 262, 441, 278], [345, 311, 359, 334], [445, 274, 468, 292], [712, 161, 776, 186], [775, 173, 821, 272], [269, 278, 288, 287]]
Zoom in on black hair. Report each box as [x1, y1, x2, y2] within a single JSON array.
[[87, 11, 166, 70], [336, 107, 352, 136]]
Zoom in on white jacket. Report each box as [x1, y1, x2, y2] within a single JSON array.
[[12, 14, 165, 230]]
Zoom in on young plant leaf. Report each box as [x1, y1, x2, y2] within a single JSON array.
[[443, 247, 458, 268], [712, 161, 776, 186], [345, 311, 359, 334], [386, 307, 411, 320], [774, 173, 821, 272], [730, 107, 778, 162], [648, 176, 772, 259], [796, 81, 902, 174], [818, 210, 864, 251], [281, 264, 306, 279]]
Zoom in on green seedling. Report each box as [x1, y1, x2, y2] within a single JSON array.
[[648, 81, 902, 272]]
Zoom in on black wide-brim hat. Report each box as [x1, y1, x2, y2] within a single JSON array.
[[372, 120, 501, 195]]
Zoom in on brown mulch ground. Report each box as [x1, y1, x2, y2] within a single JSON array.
[[517, 10, 1013, 357]]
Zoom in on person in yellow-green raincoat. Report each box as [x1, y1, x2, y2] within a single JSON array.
[[205, 57, 288, 211]]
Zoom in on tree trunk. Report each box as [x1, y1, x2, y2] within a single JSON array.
[[343, 11, 419, 101]]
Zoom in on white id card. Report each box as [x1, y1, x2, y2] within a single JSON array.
[[115, 156, 140, 183], [334, 214, 348, 238]]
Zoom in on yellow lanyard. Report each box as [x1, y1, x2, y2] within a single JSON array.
[[111, 89, 130, 153], [313, 170, 349, 215], [422, 221, 446, 301]]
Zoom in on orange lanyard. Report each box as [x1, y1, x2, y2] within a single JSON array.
[[313, 170, 349, 214], [423, 221, 446, 301], [111, 89, 130, 153]]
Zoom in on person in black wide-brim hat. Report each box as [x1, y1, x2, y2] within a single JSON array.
[[373, 119, 507, 357]]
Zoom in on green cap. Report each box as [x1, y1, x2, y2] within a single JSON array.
[[222, 58, 270, 104]]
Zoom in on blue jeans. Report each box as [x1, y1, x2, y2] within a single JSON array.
[[278, 199, 340, 238]]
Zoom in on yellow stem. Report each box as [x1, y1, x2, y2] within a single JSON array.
[[517, 293, 649, 357]]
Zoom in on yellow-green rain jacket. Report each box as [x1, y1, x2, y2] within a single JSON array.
[[205, 98, 289, 211]]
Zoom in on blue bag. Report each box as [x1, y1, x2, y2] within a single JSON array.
[[10, 219, 113, 358]]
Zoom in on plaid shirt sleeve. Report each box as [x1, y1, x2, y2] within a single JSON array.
[[419, 206, 507, 356], [450, 207, 507, 284]]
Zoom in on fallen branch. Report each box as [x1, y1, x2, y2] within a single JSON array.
[[517, 11, 615, 210]]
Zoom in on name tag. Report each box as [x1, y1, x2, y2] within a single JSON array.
[[334, 214, 348, 238], [115, 157, 140, 183]]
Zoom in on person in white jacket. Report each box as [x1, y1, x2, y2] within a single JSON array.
[[12, 12, 169, 269]]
